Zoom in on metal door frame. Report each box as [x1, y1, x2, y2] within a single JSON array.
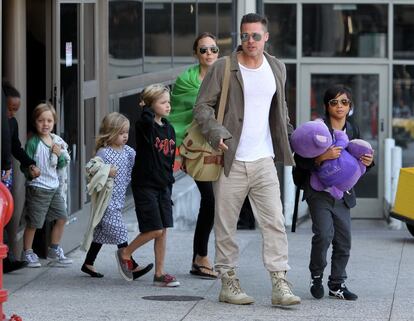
[[53, 0, 98, 208], [299, 64, 388, 218]]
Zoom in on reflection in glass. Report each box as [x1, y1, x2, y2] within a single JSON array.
[[286, 64, 296, 127], [394, 5, 414, 60], [84, 3, 95, 81], [393, 66, 414, 167], [198, 3, 216, 36], [119, 93, 141, 150], [264, 3, 296, 58], [145, 2, 172, 72], [60, 4, 81, 213], [84, 98, 96, 165], [118, 93, 141, 197], [84, 98, 96, 203], [218, 2, 233, 55], [108, 1, 143, 79], [303, 4, 387, 58], [174, 2, 196, 66], [310, 74, 379, 198]]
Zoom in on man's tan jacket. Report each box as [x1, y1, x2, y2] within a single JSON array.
[[193, 50, 295, 176]]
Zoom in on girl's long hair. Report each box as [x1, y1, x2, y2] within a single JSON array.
[[95, 112, 129, 153]]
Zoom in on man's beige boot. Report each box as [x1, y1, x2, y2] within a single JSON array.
[[219, 269, 255, 305], [270, 271, 301, 306]]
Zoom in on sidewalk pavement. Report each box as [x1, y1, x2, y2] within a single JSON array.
[[4, 211, 414, 321]]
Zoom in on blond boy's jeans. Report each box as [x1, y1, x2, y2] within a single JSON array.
[[213, 157, 290, 274]]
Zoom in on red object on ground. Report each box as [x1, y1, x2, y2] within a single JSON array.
[[0, 182, 15, 321]]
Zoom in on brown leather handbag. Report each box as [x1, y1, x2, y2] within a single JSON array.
[[179, 57, 230, 181]]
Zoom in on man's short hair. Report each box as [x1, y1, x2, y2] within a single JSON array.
[[240, 13, 268, 31]]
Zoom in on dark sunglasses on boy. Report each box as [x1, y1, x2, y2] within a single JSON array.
[[328, 99, 352, 107], [240, 32, 263, 42], [199, 46, 219, 55]]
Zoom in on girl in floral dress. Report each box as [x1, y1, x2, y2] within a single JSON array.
[[81, 112, 153, 279]]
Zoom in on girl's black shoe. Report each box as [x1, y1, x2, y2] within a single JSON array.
[[132, 263, 154, 280], [81, 264, 104, 278]]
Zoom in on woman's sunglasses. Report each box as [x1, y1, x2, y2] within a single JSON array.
[[240, 32, 263, 42], [328, 99, 352, 107], [199, 46, 219, 55]]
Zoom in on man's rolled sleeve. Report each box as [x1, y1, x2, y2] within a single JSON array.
[[193, 60, 232, 149]]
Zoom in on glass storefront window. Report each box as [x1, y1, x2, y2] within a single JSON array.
[[303, 4, 387, 58], [393, 66, 414, 167], [84, 98, 96, 164], [394, 5, 414, 60], [264, 3, 296, 59], [84, 3, 95, 81], [286, 64, 296, 126], [108, 1, 143, 79], [118, 93, 141, 197], [84, 98, 96, 203], [174, 2, 196, 66], [119, 93, 141, 149], [198, 2, 216, 36], [60, 3, 81, 213], [145, 2, 172, 72], [218, 1, 233, 55], [108, 1, 235, 77], [198, 2, 234, 56]]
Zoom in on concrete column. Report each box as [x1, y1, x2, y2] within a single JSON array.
[[3, 0, 27, 258], [237, 0, 257, 33], [97, 0, 109, 122]]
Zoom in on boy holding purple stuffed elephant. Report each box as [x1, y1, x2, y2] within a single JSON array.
[[293, 85, 374, 301]]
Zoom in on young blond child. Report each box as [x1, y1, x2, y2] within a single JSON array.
[[115, 84, 179, 286], [81, 112, 153, 279], [22, 102, 71, 267]]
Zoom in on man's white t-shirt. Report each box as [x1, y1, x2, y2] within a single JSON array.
[[235, 57, 276, 161]]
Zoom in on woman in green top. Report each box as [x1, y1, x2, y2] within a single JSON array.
[[169, 32, 219, 279]]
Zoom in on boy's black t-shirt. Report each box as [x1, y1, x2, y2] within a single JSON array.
[[131, 106, 176, 189]]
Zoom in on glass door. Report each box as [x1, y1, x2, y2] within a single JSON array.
[[53, 1, 97, 215], [54, 2, 81, 215], [300, 65, 388, 218]]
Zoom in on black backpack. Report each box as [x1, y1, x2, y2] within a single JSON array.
[[292, 152, 308, 189]]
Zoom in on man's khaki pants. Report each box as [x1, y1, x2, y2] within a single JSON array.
[[213, 157, 290, 273]]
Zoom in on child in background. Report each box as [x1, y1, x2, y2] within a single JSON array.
[[81, 112, 153, 279], [294, 85, 374, 300], [115, 84, 179, 287], [2, 81, 40, 273], [1, 81, 41, 189], [22, 103, 72, 268]]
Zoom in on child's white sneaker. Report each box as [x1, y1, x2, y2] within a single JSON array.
[[22, 249, 41, 268], [47, 246, 73, 265]]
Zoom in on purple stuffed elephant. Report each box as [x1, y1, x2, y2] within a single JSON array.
[[291, 120, 373, 199]]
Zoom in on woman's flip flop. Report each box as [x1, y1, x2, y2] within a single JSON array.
[[190, 263, 218, 279]]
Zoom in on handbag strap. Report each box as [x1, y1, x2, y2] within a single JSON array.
[[216, 56, 230, 125]]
